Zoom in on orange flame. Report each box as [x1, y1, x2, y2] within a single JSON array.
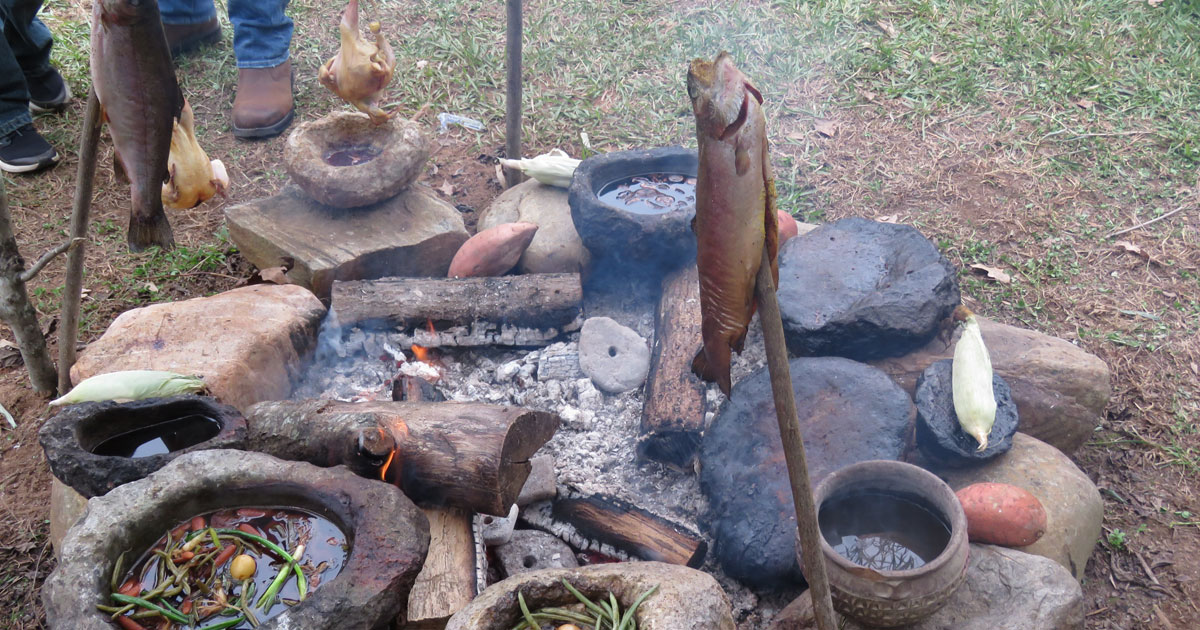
[[410, 318, 438, 363], [379, 448, 396, 482]]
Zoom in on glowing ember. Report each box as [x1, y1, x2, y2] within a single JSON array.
[[379, 448, 396, 482]]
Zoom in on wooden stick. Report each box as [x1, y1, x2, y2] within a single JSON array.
[[405, 507, 477, 629], [553, 493, 707, 567], [503, 0, 525, 188], [58, 88, 103, 394], [0, 177, 57, 392], [1106, 205, 1186, 238], [754, 247, 837, 630]]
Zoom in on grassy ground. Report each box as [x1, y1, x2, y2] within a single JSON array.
[[2, 0, 1198, 627]]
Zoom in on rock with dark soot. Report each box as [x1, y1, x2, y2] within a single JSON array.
[[914, 359, 1019, 467], [777, 217, 960, 360], [700, 357, 915, 585]]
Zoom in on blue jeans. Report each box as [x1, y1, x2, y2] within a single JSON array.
[[0, 0, 52, 137], [160, 0, 292, 69]]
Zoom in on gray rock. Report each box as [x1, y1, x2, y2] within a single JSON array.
[[494, 529, 578, 578], [481, 504, 519, 546], [772, 545, 1084, 630], [778, 217, 960, 360], [578, 317, 651, 394], [446, 561, 735, 630], [516, 454, 557, 506], [226, 184, 468, 299], [914, 359, 1020, 467], [43, 450, 430, 630], [871, 316, 1109, 455], [478, 179, 591, 274], [700, 357, 915, 585], [929, 432, 1103, 580]]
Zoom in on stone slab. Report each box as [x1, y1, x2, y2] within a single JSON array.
[[226, 183, 468, 299], [70, 284, 325, 411], [872, 316, 1109, 455]]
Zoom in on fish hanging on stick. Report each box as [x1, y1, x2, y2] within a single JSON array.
[[91, 0, 183, 251], [687, 51, 779, 396]]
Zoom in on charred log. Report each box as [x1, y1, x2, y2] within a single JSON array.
[[553, 493, 707, 568]]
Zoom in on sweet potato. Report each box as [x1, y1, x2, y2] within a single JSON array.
[[448, 222, 539, 278], [956, 482, 1047, 547], [777, 209, 799, 244]]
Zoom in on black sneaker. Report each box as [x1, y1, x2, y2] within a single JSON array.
[[27, 68, 72, 114], [0, 124, 59, 173]]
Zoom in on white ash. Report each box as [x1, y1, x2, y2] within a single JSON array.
[[296, 312, 799, 627]]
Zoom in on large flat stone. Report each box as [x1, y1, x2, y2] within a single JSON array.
[[871, 316, 1109, 455], [772, 544, 1084, 630], [929, 432, 1103, 580], [226, 184, 468, 299], [700, 357, 915, 585], [70, 284, 325, 411]]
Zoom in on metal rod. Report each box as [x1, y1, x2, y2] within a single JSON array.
[[503, 0, 524, 188], [754, 247, 838, 630], [58, 88, 103, 395]]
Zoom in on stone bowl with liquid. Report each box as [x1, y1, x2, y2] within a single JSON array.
[[284, 111, 430, 208], [802, 460, 969, 627], [43, 449, 430, 630], [39, 395, 247, 498], [568, 146, 698, 276]]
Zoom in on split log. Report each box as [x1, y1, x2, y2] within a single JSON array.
[[404, 507, 478, 629], [331, 273, 582, 330], [639, 264, 706, 469], [245, 399, 559, 515], [553, 494, 707, 568]]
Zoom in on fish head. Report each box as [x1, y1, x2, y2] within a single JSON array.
[[688, 51, 762, 141], [99, 0, 158, 25]]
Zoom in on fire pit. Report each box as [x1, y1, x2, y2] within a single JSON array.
[[38, 395, 247, 498], [568, 147, 698, 276], [43, 449, 430, 630]]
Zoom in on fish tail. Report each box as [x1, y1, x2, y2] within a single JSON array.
[[692, 346, 732, 396], [128, 211, 175, 252]]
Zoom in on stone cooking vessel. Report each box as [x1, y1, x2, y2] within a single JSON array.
[[284, 111, 430, 208], [445, 562, 735, 630], [39, 395, 247, 498], [802, 460, 969, 627], [43, 449, 430, 630]]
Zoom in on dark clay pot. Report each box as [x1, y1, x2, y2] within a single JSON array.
[[39, 395, 247, 498], [802, 460, 969, 627]]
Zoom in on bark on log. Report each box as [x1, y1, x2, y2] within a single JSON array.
[[0, 177, 57, 393], [639, 264, 706, 469], [553, 494, 707, 568], [245, 399, 559, 515], [331, 273, 582, 330], [404, 507, 478, 629]]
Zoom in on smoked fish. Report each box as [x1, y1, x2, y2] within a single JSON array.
[[687, 51, 778, 396], [92, 0, 182, 251]]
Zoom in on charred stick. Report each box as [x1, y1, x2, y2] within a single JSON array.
[[58, 88, 103, 394], [754, 247, 837, 630], [552, 493, 706, 568]]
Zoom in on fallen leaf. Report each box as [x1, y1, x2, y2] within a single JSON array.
[[1074, 98, 1095, 110], [859, 89, 878, 102], [813, 119, 838, 138], [258, 267, 291, 285], [929, 52, 948, 65], [1114, 240, 1167, 265], [876, 20, 897, 38], [144, 282, 159, 293], [439, 179, 455, 197], [786, 131, 806, 142], [1162, 291, 1177, 298], [969, 264, 1012, 284], [1191, 362, 1199, 376], [876, 214, 900, 224], [1148, 0, 1163, 6], [0, 340, 21, 369]]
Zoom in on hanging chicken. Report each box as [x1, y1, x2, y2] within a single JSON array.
[[318, 0, 396, 125], [161, 100, 229, 210]]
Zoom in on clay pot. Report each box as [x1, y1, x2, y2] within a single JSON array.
[[802, 460, 969, 627], [284, 111, 430, 208], [38, 395, 246, 498]]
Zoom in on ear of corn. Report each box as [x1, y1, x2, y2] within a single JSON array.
[[498, 149, 581, 188], [49, 370, 206, 407], [952, 311, 997, 451]]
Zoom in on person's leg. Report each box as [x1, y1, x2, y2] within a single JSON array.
[[0, 0, 58, 172], [159, 0, 221, 57], [227, 0, 293, 138]]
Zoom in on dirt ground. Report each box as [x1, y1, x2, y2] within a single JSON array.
[[3, 2, 1200, 630]]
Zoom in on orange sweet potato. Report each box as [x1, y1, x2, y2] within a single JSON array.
[[956, 482, 1047, 547], [448, 222, 539, 278], [777, 209, 799, 244]]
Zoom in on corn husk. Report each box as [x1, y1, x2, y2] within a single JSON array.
[[49, 370, 206, 407], [952, 310, 997, 451], [498, 149, 580, 188]]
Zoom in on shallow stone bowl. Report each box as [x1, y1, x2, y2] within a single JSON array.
[[284, 111, 430, 208]]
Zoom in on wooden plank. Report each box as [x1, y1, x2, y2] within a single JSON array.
[[405, 507, 478, 629]]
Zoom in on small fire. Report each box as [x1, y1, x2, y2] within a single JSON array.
[[410, 318, 438, 364], [379, 448, 396, 482]]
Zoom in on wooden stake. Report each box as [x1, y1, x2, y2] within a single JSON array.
[[503, 0, 525, 188], [754, 247, 837, 630], [58, 88, 102, 394]]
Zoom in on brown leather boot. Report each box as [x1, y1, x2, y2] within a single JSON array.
[[163, 18, 221, 57], [232, 60, 294, 139]]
